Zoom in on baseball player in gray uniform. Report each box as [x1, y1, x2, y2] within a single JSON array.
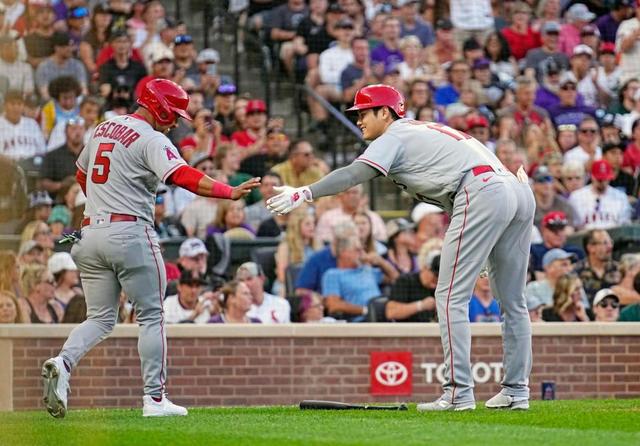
[[41, 79, 260, 418], [267, 84, 535, 411]]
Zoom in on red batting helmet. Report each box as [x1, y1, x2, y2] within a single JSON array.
[[346, 84, 406, 118], [137, 79, 192, 126]]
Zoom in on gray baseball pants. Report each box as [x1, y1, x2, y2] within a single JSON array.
[[60, 219, 167, 398], [435, 168, 535, 405]]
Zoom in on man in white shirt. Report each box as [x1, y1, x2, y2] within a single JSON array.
[[569, 159, 632, 229], [307, 18, 355, 122], [236, 262, 291, 323], [163, 270, 214, 324], [616, 4, 640, 83], [563, 116, 602, 167], [0, 90, 46, 160], [0, 31, 34, 95], [449, 0, 494, 48], [314, 183, 387, 245]]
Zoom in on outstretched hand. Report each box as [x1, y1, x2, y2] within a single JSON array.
[[266, 185, 313, 215], [231, 177, 261, 200]]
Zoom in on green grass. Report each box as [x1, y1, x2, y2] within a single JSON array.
[[1, 400, 639, 446]]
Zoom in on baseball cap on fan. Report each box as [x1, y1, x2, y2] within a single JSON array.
[[246, 99, 267, 114], [542, 248, 576, 268], [591, 159, 615, 181], [48, 252, 77, 275], [151, 47, 174, 64], [566, 3, 596, 22], [542, 211, 568, 229], [179, 238, 209, 258], [411, 203, 443, 224], [235, 261, 264, 279], [592, 288, 619, 307], [385, 218, 415, 239], [196, 48, 220, 64]]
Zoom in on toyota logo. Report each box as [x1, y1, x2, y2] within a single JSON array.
[[375, 361, 408, 386]]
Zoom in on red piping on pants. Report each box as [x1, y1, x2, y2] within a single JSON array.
[[145, 226, 166, 393], [445, 186, 470, 402]]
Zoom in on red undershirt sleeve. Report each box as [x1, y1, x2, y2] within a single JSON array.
[[76, 169, 87, 195], [168, 165, 233, 199]]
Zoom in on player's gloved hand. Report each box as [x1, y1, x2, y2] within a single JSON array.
[[266, 186, 313, 215], [231, 177, 261, 200]]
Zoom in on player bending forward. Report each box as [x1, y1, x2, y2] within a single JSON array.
[[267, 85, 535, 411], [42, 79, 260, 418]]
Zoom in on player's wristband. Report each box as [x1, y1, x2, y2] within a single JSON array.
[[211, 181, 233, 199], [302, 187, 313, 202]]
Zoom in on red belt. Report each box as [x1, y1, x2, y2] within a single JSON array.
[[81, 213, 137, 228], [472, 165, 494, 176]]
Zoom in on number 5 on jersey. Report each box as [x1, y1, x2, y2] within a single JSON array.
[[91, 142, 115, 184]]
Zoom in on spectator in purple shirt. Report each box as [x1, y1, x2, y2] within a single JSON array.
[[548, 72, 597, 127], [370, 16, 403, 76], [595, 0, 634, 43], [398, 0, 434, 47], [208, 281, 261, 323]]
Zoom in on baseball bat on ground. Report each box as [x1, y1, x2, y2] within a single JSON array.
[[299, 400, 408, 411]]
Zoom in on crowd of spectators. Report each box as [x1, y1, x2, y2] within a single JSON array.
[[1, 0, 640, 325]]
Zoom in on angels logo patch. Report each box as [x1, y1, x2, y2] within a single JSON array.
[[165, 146, 179, 161]]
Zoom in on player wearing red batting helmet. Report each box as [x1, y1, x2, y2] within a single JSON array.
[[136, 78, 192, 132], [268, 82, 536, 412]]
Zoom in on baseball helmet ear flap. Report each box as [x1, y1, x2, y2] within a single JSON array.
[[137, 79, 191, 126], [346, 84, 406, 118]]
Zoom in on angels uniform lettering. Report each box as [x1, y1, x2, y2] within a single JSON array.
[[94, 121, 141, 148]]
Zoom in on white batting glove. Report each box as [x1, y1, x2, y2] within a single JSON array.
[[266, 186, 313, 215]]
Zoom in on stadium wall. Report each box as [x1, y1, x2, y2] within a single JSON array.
[[1, 324, 639, 411]]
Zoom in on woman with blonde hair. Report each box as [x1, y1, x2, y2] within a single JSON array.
[[560, 160, 586, 198], [612, 254, 640, 306], [543, 273, 591, 322], [208, 280, 260, 323], [0, 250, 22, 298], [18, 264, 63, 323], [522, 123, 560, 165], [274, 209, 319, 296], [0, 291, 23, 324], [21, 221, 54, 258], [207, 200, 255, 239], [397, 36, 429, 84]]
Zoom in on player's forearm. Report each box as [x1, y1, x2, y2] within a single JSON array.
[[169, 165, 233, 199], [309, 162, 380, 199]]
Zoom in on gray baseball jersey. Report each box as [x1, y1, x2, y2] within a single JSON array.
[[355, 119, 503, 213], [77, 114, 186, 223], [358, 119, 536, 406], [58, 114, 185, 400]]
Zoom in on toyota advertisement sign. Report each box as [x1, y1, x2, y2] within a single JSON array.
[[369, 352, 413, 396]]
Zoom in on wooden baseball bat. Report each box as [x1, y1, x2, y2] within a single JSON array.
[[299, 400, 408, 411]]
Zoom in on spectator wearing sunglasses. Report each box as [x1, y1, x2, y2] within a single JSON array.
[[574, 229, 623, 304], [592, 288, 620, 321], [531, 166, 577, 229], [548, 72, 597, 128], [563, 116, 602, 167], [18, 264, 62, 324], [65, 6, 89, 50], [530, 211, 585, 276]]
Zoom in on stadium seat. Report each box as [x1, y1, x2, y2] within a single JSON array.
[[367, 297, 389, 323], [285, 263, 303, 297], [251, 246, 277, 291]]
